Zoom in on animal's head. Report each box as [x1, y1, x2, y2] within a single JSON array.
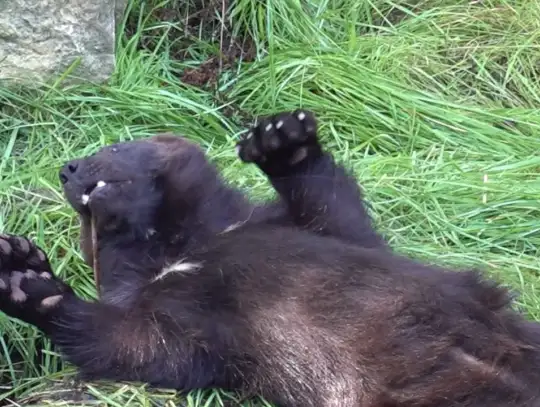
[[59, 134, 218, 267]]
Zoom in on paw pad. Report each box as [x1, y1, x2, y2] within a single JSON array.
[[14, 237, 30, 254], [0, 266, 71, 319], [0, 238, 12, 256], [10, 271, 27, 302], [289, 147, 309, 165], [0, 234, 52, 273], [0, 234, 72, 325], [236, 110, 321, 174], [40, 294, 64, 310], [40, 271, 52, 279]]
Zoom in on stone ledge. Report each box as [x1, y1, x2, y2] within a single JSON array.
[[0, 0, 127, 86]]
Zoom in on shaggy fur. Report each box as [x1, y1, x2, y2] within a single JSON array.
[[60, 109, 386, 306], [1, 110, 540, 407]]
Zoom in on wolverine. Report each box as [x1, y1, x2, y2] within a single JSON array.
[[0, 110, 539, 407]]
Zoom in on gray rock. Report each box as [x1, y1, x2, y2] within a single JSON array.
[[0, 0, 127, 86]]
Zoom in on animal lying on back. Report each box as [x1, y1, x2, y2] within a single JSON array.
[[1, 110, 540, 407]]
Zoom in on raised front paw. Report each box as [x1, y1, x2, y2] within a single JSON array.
[[236, 110, 323, 176], [0, 234, 73, 328]]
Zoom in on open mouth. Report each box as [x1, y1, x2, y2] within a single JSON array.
[[81, 180, 107, 205]]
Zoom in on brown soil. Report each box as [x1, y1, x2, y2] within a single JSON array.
[[180, 37, 256, 88], [125, 0, 256, 89]]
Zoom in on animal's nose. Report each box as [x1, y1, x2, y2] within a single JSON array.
[[59, 160, 80, 184]]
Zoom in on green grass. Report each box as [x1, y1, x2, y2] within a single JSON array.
[[1, 0, 540, 404]]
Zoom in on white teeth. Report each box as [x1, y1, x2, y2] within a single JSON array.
[[82, 181, 106, 205]]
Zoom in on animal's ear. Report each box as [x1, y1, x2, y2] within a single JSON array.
[[150, 134, 204, 177], [149, 134, 218, 206]]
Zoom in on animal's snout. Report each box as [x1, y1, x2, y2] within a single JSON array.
[[59, 160, 80, 184]]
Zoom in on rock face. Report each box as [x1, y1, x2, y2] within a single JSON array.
[[0, 0, 127, 86]]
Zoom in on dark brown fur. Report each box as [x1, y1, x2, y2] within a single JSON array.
[[1, 111, 540, 407]]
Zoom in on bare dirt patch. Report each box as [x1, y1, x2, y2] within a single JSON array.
[[125, 0, 256, 89]]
